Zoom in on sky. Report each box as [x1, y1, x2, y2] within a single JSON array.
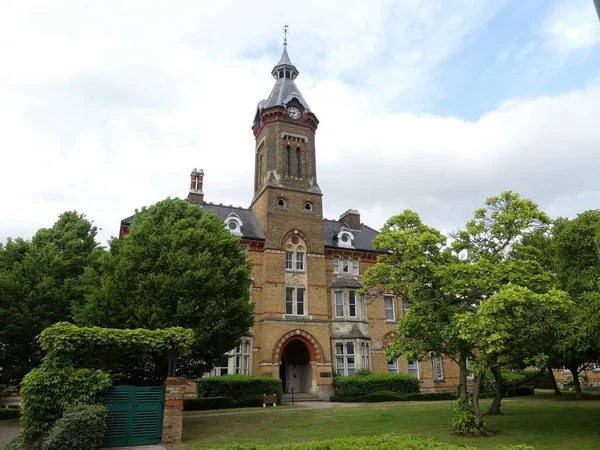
[[1, 0, 600, 245]]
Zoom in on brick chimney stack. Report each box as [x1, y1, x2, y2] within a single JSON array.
[[340, 209, 361, 230], [187, 168, 204, 205]]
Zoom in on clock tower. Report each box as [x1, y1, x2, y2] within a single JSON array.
[[250, 42, 324, 251]]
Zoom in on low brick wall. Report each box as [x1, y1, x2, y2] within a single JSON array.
[[162, 377, 186, 450]]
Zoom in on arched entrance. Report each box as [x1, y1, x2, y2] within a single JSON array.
[[279, 339, 312, 394]]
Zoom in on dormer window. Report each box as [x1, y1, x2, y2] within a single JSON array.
[[224, 213, 243, 236], [336, 229, 355, 249]]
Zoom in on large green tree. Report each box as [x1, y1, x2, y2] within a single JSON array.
[[363, 192, 555, 434], [73, 198, 255, 378], [0, 212, 103, 386]]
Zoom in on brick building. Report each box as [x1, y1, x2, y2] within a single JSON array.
[[120, 43, 458, 398]]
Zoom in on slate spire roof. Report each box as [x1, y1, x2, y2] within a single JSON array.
[[257, 44, 311, 113]]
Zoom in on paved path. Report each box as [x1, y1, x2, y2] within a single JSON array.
[[0, 419, 20, 448]]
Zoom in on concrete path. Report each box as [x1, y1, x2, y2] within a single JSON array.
[[0, 419, 20, 448]]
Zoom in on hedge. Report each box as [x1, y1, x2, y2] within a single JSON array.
[[333, 373, 419, 398], [42, 404, 107, 450], [523, 370, 554, 389], [506, 386, 535, 397], [218, 433, 483, 449], [0, 408, 21, 420], [184, 394, 270, 411], [197, 375, 283, 403], [330, 390, 455, 403]]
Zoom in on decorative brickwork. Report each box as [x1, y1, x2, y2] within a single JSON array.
[[161, 377, 186, 450], [273, 329, 324, 362]]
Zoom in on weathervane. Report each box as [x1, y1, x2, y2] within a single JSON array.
[[283, 23, 289, 45]]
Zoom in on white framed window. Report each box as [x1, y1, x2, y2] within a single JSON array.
[[402, 299, 410, 317], [592, 361, 600, 371], [432, 355, 444, 380], [408, 359, 419, 378], [286, 287, 306, 316], [335, 291, 344, 317], [224, 213, 243, 236], [211, 355, 230, 376], [352, 258, 359, 275], [335, 342, 356, 376], [384, 295, 395, 321], [235, 339, 251, 375], [466, 357, 474, 380], [333, 255, 339, 273], [342, 256, 349, 273], [361, 342, 370, 369], [285, 251, 293, 271], [296, 252, 305, 271], [349, 290, 357, 317], [388, 358, 399, 374]]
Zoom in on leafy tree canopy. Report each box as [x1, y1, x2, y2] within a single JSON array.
[[73, 198, 255, 378]]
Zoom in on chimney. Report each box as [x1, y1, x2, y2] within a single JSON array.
[[340, 209, 360, 230], [187, 168, 204, 205]]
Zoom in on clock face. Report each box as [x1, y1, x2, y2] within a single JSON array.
[[287, 107, 301, 120]]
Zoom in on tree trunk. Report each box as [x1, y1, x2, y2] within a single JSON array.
[[488, 366, 506, 415], [547, 364, 562, 396], [568, 362, 582, 400], [472, 374, 484, 422], [458, 357, 468, 401]]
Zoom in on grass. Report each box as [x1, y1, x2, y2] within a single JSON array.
[[182, 392, 600, 449]]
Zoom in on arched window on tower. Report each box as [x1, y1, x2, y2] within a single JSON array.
[[296, 147, 302, 178], [286, 145, 291, 177]]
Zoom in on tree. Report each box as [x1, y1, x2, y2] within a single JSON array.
[[73, 198, 255, 378], [0, 212, 103, 387], [363, 192, 555, 433]]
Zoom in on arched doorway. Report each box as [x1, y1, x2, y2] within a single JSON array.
[[279, 339, 312, 394]]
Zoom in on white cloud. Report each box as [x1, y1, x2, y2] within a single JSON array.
[[1, 0, 598, 246], [541, 0, 600, 54]]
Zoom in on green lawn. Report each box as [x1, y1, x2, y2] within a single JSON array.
[[182, 393, 600, 450]]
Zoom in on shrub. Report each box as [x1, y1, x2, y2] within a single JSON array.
[[4, 437, 24, 450], [0, 408, 21, 420], [219, 433, 479, 449], [184, 397, 236, 411], [41, 404, 107, 450], [20, 363, 111, 442], [197, 375, 283, 402], [355, 369, 372, 376], [330, 390, 455, 403], [523, 369, 554, 389], [506, 386, 535, 397], [562, 375, 589, 390], [333, 373, 419, 398], [482, 371, 527, 395], [235, 394, 268, 408]]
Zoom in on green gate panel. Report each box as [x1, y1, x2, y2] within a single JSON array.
[[103, 385, 165, 448]]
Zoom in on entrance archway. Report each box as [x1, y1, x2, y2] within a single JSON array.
[[279, 339, 312, 394]]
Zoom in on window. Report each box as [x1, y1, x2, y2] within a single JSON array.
[[286, 288, 294, 315], [235, 339, 251, 375], [352, 258, 359, 275], [342, 256, 349, 273], [361, 342, 370, 370], [388, 358, 399, 374], [297, 288, 305, 315], [304, 202, 312, 213], [277, 198, 287, 209], [296, 147, 302, 177], [286, 287, 306, 316], [335, 342, 355, 376], [212, 354, 229, 376], [285, 251, 293, 271], [349, 290, 357, 317], [466, 357, 474, 380], [432, 355, 444, 380], [408, 359, 419, 378], [286, 145, 291, 176], [384, 295, 395, 321], [360, 296, 365, 320], [335, 291, 344, 317], [296, 252, 305, 271], [333, 256, 339, 273], [402, 299, 410, 317], [592, 361, 600, 371], [224, 214, 243, 236]]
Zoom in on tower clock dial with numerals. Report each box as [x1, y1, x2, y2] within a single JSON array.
[[287, 107, 301, 120]]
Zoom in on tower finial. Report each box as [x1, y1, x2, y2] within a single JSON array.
[[283, 23, 289, 46]]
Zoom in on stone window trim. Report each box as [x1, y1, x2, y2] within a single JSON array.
[[332, 255, 359, 276], [332, 289, 364, 320], [234, 338, 252, 375], [276, 196, 288, 210], [432, 355, 445, 381], [384, 295, 396, 322], [360, 342, 370, 370], [285, 286, 307, 317], [284, 237, 306, 273], [334, 341, 356, 377]]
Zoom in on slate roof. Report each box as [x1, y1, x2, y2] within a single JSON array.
[[323, 219, 379, 252], [201, 203, 265, 240], [329, 276, 364, 289]]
